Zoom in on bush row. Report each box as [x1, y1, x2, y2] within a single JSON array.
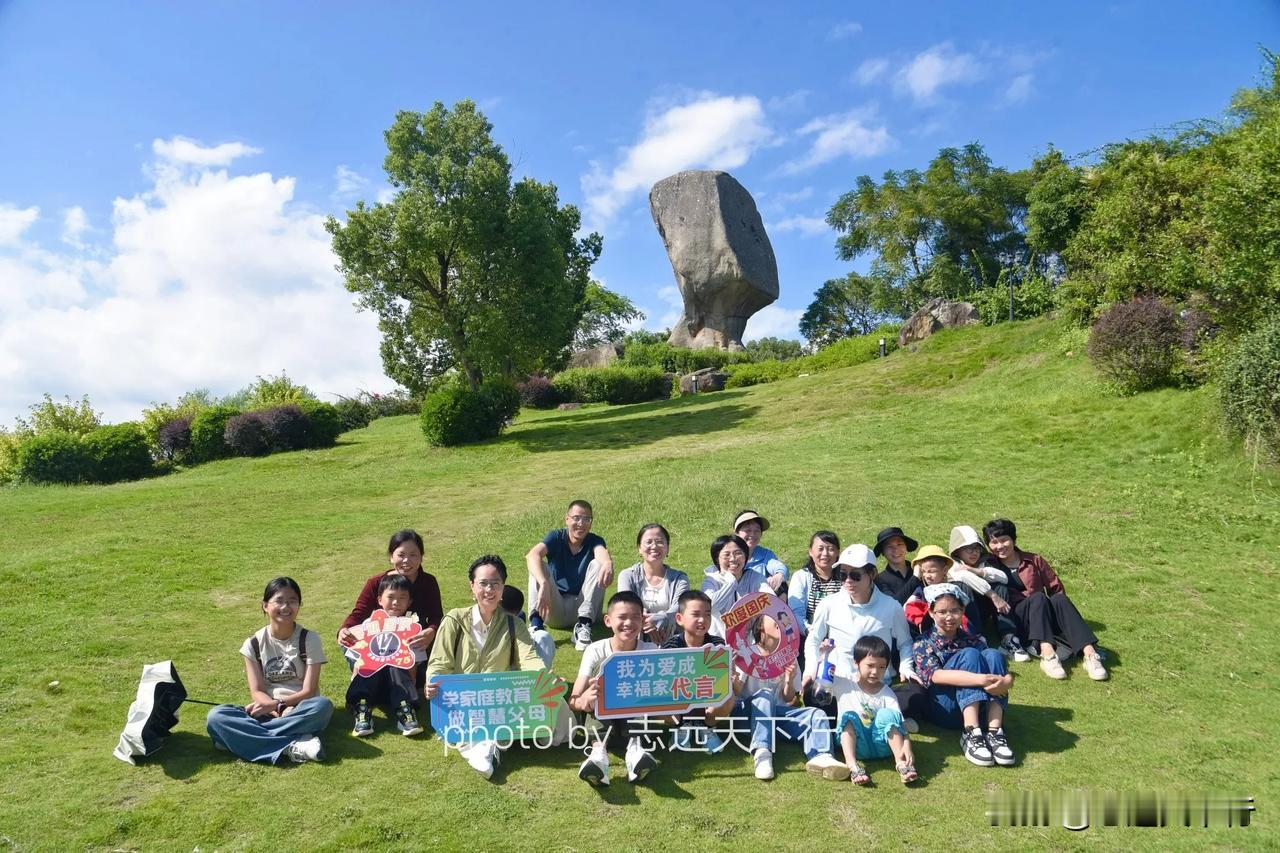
[[179, 400, 342, 463], [619, 342, 753, 374], [551, 366, 673, 405], [724, 328, 900, 388], [14, 423, 153, 485]]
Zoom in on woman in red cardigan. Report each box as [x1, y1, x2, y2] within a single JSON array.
[[338, 529, 444, 665]]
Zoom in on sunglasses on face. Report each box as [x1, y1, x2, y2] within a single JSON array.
[[838, 569, 869, 582]]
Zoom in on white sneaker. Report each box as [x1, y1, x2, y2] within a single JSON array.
[[1083, 652, 1109, 681], [578, 745, 610, 787], [1040, 654, 1067, 680], [999, 635, 1032, 663], [285, 736, 323, 763], [573, 622, 593, 651], [904, 716, 920, 734], [805, 753, 850, 781], [753, 748, 775, 780], [462, 740, 498, 779], [625, 737, 656, 783]]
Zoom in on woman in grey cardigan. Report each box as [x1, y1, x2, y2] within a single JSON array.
[[616, 523, 689, 645]]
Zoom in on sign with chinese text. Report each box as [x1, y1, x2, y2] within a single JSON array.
[[722, 592, 800, 679], [428, 669, 566, 745], [345, 609, 422, 677], [595, 645, 731, 719]]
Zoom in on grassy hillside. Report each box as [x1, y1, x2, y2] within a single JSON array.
[[1, 318, 1275, 850]]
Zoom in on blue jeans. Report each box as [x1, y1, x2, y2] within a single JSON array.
[[748, 693, 832, 759], [924, 647, 1008, 730], [207, 696, 333, 764], [838, 706, 905, 760]]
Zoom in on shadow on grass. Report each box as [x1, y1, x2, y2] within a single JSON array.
[[149, 727, 383, 779], [509, 400, 759, 453], [536, 390, 752, 427]]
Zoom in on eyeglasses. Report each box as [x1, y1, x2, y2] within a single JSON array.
[[474, 580, 504, 590], [837, 569, 868, 582], [267, 597, 300, 606], [639, 539, 667, 548], [568, 515, 593, 523], [932, 607, 964, 617]]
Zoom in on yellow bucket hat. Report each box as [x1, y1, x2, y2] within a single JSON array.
[[911, 545, 954, 570]]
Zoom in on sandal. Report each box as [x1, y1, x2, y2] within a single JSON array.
[[896, 761, 918, 785], [850, 764, 870, 786]]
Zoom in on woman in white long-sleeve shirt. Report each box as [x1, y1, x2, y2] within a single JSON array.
[[802, 544, 921, 719], [701, 534, 771, 637], [616, 523, 689, 645]]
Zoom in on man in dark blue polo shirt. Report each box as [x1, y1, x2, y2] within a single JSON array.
[[525, 499, 614, 650]]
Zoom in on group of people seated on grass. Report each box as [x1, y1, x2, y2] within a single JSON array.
[[206, 501, 1108, 789]]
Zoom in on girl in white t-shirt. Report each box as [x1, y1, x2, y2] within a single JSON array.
[[205, 577, 333, 764], [836, 635, 918, 785]]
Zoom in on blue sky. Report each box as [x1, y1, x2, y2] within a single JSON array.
[[1, 1, 1276, 423]]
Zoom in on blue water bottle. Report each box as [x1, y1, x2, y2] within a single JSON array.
[[812, 642, 835, 705]]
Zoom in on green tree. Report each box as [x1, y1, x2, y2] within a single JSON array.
[[744, 336, 804, 361], [799, 272, 885, 348], [825, 143, 1032, 314], [14, 394, 101, 438], [326, 101, 601, 393], [573, 281, 643, 350]]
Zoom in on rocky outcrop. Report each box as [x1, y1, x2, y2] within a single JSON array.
[[567, 342, 621, 369], [650, 171, 779, 350], [898, 298, 979, 347], [679, 367, 729, 394]]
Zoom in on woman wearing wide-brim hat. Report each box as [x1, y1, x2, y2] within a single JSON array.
[[872, 526, 921, 605]]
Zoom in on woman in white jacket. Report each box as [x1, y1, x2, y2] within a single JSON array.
[[701, 534, 770, 637]]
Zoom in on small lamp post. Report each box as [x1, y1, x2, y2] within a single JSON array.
[[878, 337, 886, 358]]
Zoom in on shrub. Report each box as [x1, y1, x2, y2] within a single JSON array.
[[156, 416, 193, 463], [361, 390, 419, 418], [83, 423, 153, 483], [140, 392, 209, 454], [1218, 315, 1280, 459], [552, 366, 672, 405], [517, 375, 563, 409], [335, 398, 373, 432], [0, 430, 23, 485], [481, 378, 521, 424], [1087, 295, 1182, 393], [724, 329, 898, 389], [15, 431, 92, 484], [294, 399, 341, 448], [975, 273, 1057, 325], [257, 404, 311, 452], [189, 405, 242, 462], [620, 341, 752, 374], [247, 371, 316, 409], [224, 413, 272, 457], [420, 384, 501, 446]]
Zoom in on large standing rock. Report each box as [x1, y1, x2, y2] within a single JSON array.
[[650, 171, 779, 350], [898, 298, 979, 346]]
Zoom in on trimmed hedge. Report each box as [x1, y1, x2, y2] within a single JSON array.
[[1218, 315, 1280, 459], [294, 399, 341, 448], [620, 341, 752, 374], [82, 423, 153, 483], [552, 366, 672, 405], [335, 398, 373, 432], [259, 404, 310, 452], [15, 430, 91, 484], [189, 405, 242, 462], [482, 378, 521, 425], [224, 413, 271, 456], [421, 385, 495, 447]]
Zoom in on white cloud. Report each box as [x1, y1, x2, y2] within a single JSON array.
[[1004, 73, 1035, 104], [152, 135, 262, 167], [61, 206, 89, 249], [783, 108, 893, 173], [894, 42, 985, 102], [854, 57, 890, 86], [772, 215, 829, 237], [743, 305, 804, 342], [0, 204, 39, 245], [0, 140, 390, 424], [582, 93, 772, 228], [333, 165, 370, 199], [828, 21, 863, 40]]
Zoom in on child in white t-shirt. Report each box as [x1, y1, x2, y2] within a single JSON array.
[[837, 635, 918, 785]]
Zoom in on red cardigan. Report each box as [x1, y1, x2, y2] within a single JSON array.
[[1004, 550, 1066, 604]]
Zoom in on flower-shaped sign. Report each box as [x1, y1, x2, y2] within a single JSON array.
[[344, 609, 422, 677], [722, 592, 800, 679]]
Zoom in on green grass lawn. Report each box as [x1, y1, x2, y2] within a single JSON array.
[[1, 317, 1275, 850]]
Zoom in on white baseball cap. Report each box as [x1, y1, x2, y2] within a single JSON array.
[[834, 544, 877, 570]]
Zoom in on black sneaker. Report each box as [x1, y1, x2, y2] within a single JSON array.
[[985, 727, 1016, 766], [962, 726, 995, 766], [352, 700, 374, 737], [396, 701, 423, 737]]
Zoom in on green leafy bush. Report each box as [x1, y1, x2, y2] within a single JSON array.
[[335, 398, 373, 432], [420, 384, 505, 446], [517, 375, 563, 409], [1087, 295, 1182, 393], [294, 400, 342, 448], [744, 337, 804, 362], [620, 342, 752, 374], [481, 378, 521, 425], [15, 393, 100, 437], [15, 431, 92, 484], [223, 413, 272, 457], [552, 366, 672, 404], [974, 273, 1056, 325], [82, 423, 153, 483], [1218, 315, 1280, 459], [189, 405, 242, 462], [0, 430, 23, 485], [724, 329, 899, 388], [246, 371, 316, 409]]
